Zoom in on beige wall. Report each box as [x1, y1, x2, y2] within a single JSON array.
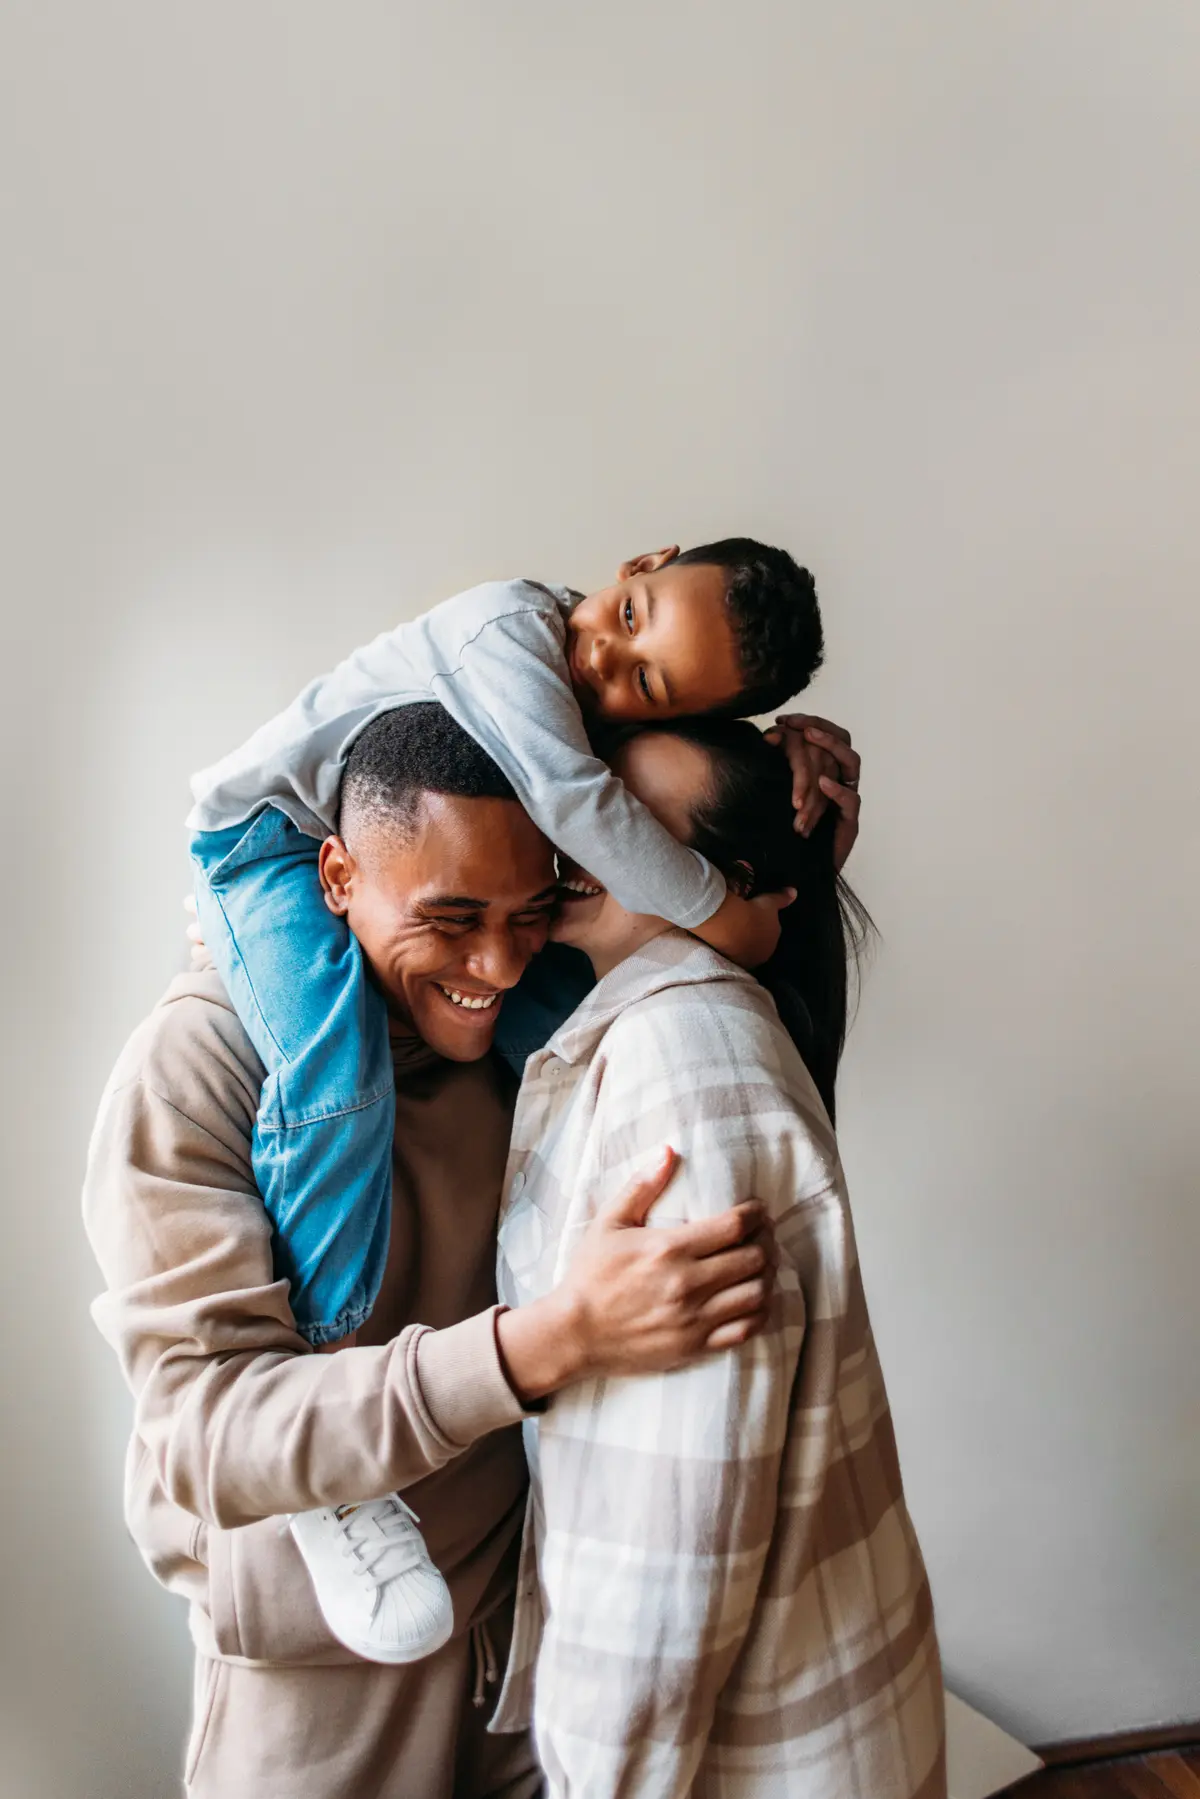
[[3, 3, 1198, 1793]]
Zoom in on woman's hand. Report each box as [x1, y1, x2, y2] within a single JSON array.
[[763, 714, 862, 871], [495, 1148, 777, 1403]]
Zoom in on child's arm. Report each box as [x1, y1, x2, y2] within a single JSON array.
[[438, 605, 808, 969], [693, 886, 795, 969], [431, 597, 728, 930], [192, 581, 727, 931]]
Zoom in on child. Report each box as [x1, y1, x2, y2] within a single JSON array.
[[188, 537, 824, 1665]]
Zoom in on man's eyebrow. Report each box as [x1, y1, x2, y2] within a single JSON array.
[[525, 884, 560, 905]]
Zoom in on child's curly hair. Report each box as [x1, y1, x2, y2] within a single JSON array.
[[674, 537, 823, 716]]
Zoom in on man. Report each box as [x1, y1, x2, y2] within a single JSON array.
[[83, 705, 776, 1799]]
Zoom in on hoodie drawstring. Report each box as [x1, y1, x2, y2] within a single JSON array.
[[470, 1618, 499, 1709]]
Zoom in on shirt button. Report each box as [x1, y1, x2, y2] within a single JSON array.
[[511, 1171, 526, 1196]]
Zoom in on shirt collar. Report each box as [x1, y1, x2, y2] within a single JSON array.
[[543, 930, 754, 1066]]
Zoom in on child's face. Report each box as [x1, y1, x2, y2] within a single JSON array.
[[566, 549, 743, 723]]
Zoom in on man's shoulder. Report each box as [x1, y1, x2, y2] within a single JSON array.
[[103, 969, 264, 1138]]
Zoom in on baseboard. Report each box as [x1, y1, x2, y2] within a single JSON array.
[[1033, 1721, 1200, 1769], [945, 1692, 1043, 1796]]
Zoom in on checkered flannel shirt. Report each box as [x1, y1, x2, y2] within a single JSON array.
[[492, 932, 947, 1799]]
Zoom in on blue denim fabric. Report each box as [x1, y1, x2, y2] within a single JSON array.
[[492, 941, 595, 1077], [190, 808, 595, 1343], [190, 808, 395, 1344]]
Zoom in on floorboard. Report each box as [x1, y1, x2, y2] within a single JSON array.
[[1006, 1753, 1200, 1799]]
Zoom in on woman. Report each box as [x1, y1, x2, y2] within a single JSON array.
[[492, 720, 947, 1799]]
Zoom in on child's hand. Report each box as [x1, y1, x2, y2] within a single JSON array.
[[763, 715, 862, 870], [184, 894, 213, 971], [697, 887, 796, 971], [744, 889, 794, 966]]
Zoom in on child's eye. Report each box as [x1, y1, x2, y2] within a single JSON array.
[[623, 597, 635, 633], [637, 667, 653, 703]]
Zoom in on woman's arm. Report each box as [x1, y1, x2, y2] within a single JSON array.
[[529, 997, 817, 1799]]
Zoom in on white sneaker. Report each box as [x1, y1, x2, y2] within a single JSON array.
[[289, 1495, 454, 1664]]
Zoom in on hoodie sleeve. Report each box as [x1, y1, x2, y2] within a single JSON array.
[[82, 981, 529, 1529]]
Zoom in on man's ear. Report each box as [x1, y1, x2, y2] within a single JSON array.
[[319, 835, 356, 916], [617, 545, 680, 581]]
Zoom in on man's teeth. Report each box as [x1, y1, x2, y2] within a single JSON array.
[[439, 986, 499, 1010], [562, 879, 604, 896]]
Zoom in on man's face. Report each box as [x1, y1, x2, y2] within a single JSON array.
[[320, 792, 558, 1061], [565, 548, 743, 724]]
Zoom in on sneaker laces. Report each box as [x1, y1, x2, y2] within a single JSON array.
[[333, 1496, 429, 1592]]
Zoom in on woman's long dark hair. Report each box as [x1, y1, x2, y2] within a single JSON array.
[[667, 718, 875, 1123]]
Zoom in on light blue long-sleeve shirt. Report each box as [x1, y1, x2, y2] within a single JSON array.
[[188, 579, 725, 929]]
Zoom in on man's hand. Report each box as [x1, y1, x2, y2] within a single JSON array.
[[495, 1148, 777, 1402], [763, 714, 862, 872]]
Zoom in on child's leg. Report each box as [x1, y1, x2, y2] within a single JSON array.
[[492, 941, 596, 1077], [192, 815, 453, 1666], [190, 807, 394, 1347]]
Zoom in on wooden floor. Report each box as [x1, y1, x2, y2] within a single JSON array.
[[1005, 1748, 1200, 1797]]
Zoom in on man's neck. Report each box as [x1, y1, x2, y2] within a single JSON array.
[[387, 1008, 441, 1072]]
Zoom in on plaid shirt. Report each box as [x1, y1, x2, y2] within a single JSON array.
[[492, 933, 946, 1799]]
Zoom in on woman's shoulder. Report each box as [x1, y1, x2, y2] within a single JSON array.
[[602, 961, 819, 1100], [596, 966, 842, 1197]]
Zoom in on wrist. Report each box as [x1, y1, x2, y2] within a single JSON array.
[[696, 893, 749, 968], [495, 1290, 588, 1404]]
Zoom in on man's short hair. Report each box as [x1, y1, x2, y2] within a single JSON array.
[[338, 702, 516, 843], [674, 537, 824, 716]]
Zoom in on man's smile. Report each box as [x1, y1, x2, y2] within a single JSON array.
[[434, 983, 501, 1012]]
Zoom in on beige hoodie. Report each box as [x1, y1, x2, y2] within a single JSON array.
[[83, 969, 533, 1668]]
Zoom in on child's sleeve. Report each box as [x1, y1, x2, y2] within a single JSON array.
[[432, 605, 726, 929]]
